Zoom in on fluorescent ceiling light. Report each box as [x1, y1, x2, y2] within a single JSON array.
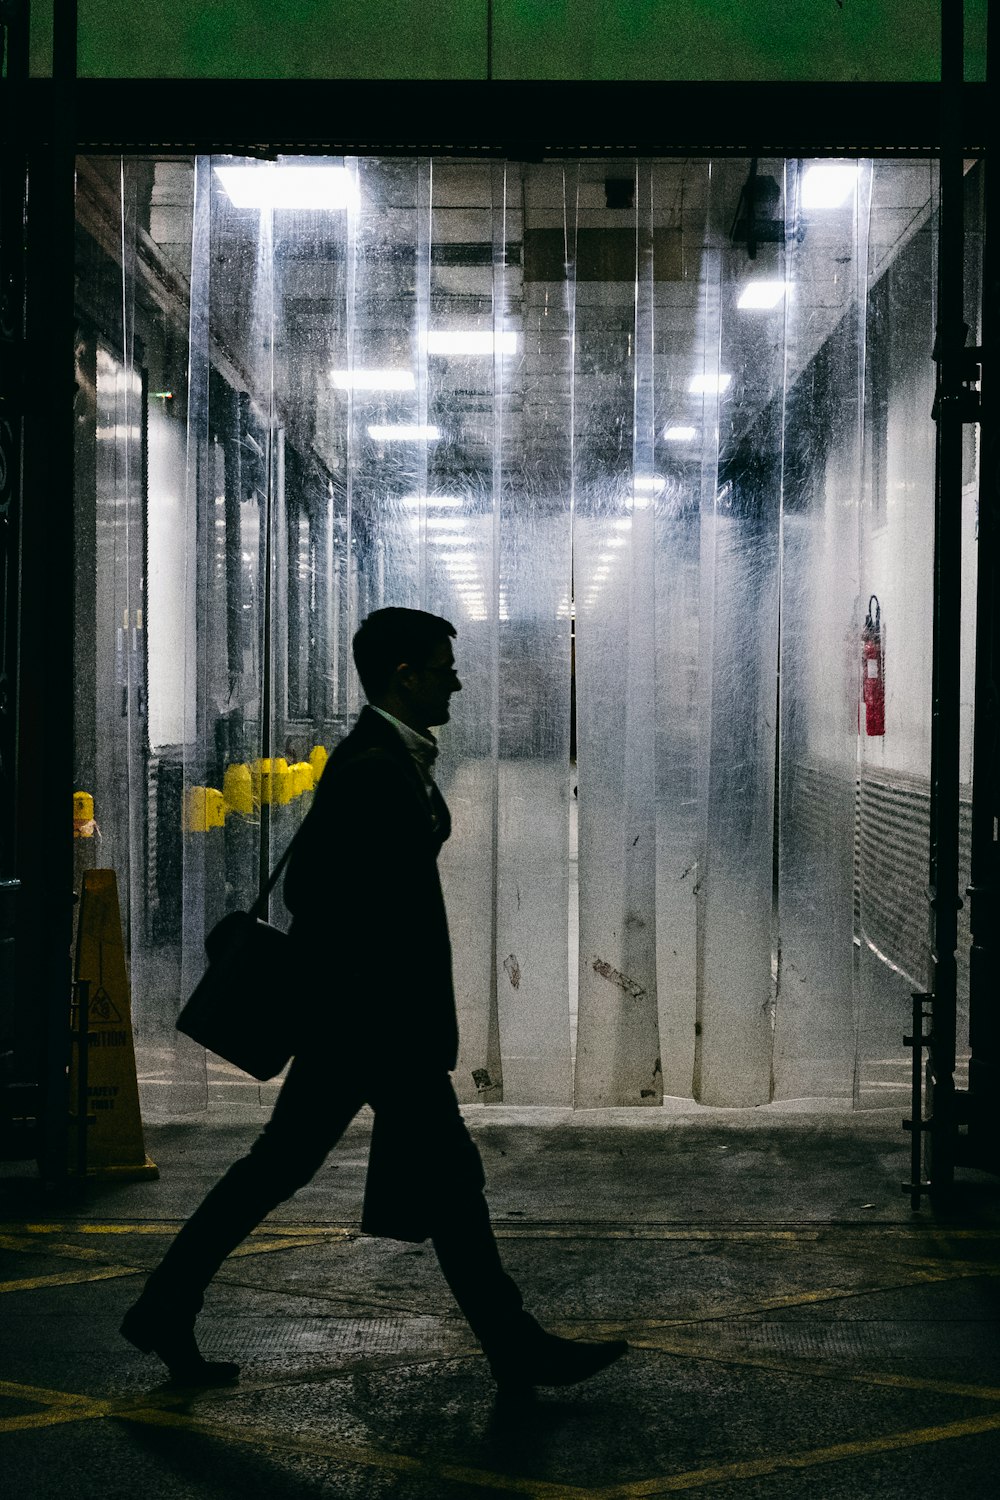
[[664, 425, 698, 441], [801, 163, 858, 209], [738, 280, 786, 310], [215, 165, 356, 210], [401, 494, 464, 508], [332, 369, 415, 392], [633, 474, 666, 494], [367, 424, 441, 442], [425, 331, 519, 356], [427, 536, 469, 547], [612, 518, 633, 530], [629, 494, 652, 511], [689, 374, 732, 394]]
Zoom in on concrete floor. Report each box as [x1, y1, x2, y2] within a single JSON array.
[[2, 1105, 1000, 1499]]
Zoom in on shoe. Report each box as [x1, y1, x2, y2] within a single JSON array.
[[487, 1317, 627, 1392], [120, 1302, 240, 1386]]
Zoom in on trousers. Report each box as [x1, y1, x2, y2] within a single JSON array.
[[140, 1052, 524, 1349]]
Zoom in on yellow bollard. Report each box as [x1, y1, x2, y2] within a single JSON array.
[[223, 763, 253, 816], [273, 757, 293, 806], [308, 745, 328, 783], [253, 758, 272, 805], [183, 786, 219, 833], [184, 786, 205, 832], [73, 791, 95, 838], [206, 787, 226, 828], [290, 761, 314, 798]]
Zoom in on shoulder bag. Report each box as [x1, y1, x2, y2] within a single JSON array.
[[175, 835, 301, 1080]]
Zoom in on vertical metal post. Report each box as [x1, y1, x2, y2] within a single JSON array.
[[18, 0, 79, 1180], [925, 0, 967, 1196], [966, 0, 999, 1171]]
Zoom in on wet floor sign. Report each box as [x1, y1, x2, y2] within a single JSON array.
[[70, 870, 157, 1180]]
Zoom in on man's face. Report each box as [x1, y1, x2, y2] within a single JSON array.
[[402, 639, 462, 728]]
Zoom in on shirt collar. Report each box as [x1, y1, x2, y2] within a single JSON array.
[[371, 706, 439, 770]]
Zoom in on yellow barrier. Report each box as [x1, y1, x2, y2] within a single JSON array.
[[183, 785, 222, 832], [223, 762, 253, 815], [308, 744, 328, 783], [254, 756, 295, 805], [73, 791, 95, 838], [290, 761, 314, 797]]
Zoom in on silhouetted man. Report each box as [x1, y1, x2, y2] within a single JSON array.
[[122, 607, 626, 1394]]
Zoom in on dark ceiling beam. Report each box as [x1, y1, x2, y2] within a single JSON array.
[[10, 79, 991, 157]]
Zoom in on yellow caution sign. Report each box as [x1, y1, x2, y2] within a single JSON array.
[[70, 870, 157, 1180]]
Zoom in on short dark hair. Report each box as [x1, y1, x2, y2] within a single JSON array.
[[352, 608, 456, 700]]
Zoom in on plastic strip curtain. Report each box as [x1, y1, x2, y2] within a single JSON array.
[[77, 152, 958, 1113], [774, 159, 873, 1103]]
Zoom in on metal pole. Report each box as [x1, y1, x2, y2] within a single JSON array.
[[925, 0, 967, 1197], [966, 0, 999, 1173], [23, 0, 79, 1181]]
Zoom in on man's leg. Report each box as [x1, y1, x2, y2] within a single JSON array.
[[368, 1074, 626, 1392], [123, 1054, 362, 1379]]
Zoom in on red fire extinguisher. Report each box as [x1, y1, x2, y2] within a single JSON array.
[[862, 594, 885, 737]]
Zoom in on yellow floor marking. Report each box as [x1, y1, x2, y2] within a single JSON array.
[[593, 1410, 1000, 1497], [0, 1266, 139, 1294], [623, 1330, 1000, 1405], [0, 1404, 112, 1435], [7, 1220, 1000, 1241], [115, 1402, 593, 1497], [0, 1234, 136, 1263], [0, 1379, 102, 1407], [0, 1234, 338, 1296], [0, 1381, 112, 1436], [227, 1236, 327, 1259], [4, 1222, 356, 1239], [606, 1264, 999, 1335]]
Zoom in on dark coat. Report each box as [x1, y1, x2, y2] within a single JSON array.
[[283, 705, 458, 1073]]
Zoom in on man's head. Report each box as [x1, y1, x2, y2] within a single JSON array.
[[352, 608, 461, 732]]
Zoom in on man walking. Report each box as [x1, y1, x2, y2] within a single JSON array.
[[121, 607, 626, 1394]]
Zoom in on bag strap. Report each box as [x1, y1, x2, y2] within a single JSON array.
[[247, 829, 301, 923]]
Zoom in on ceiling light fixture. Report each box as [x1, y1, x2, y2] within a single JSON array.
[[737, 280, 786, 310], [215, 165, 357, 211], [367, 423, 441, 441], [689, 374, 732, 394], [332, 369, 415, 392], [400, 495, 464, 508], [664, 424, 698, 441], [801, 163, 859, 210], [424, 331, 518, 356]]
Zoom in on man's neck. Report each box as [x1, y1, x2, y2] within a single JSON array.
[[371, 702, 433, 740]]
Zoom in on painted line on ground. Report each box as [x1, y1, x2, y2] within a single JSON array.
[[621, 1330, 1000, 1405], [113, 1402, 594, 1497], [6, 1221, 1000, 1241], [592, 1410, 1000, 1497]]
